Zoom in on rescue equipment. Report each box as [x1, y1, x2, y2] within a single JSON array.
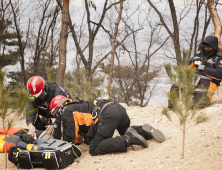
[[0, 127, 21, 153], [8, 139, 82, 169]]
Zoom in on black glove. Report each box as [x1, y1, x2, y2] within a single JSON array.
[[191, 56, 203, 66], [20, 134, 37, 144]]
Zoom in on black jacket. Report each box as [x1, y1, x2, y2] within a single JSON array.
[[189, 36, 222, 87], [55, 99, 110, 143], [26, 82, 73, 124]]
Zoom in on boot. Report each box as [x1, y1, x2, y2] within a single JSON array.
[[142, 123, 165, 143], [124, 127, 148, 148]]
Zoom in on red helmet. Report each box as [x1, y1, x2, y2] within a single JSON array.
[[26, 76, 46, 98], [50, 95, 69, 117]]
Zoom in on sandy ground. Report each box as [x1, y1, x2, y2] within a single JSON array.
[[1, 96, 222, 170]]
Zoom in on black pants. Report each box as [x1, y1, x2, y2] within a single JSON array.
[[168, 84, 210, 108], [89, 103, 152, 156]]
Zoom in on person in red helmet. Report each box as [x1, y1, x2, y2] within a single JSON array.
[[26, 76, 73, 139], [50, 95, 165, 156]]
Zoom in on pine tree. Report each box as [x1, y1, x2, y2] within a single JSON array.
[[7, 51, 58, 87], [64, 68, 102, 101], [162, 50, 209, 159], [0, 10, 23, 88], [0, 16, 19, 68]]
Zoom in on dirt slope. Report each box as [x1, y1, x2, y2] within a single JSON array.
[[1, 96, 222, 170]]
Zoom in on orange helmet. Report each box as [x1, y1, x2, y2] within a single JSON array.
[[26, 76, 46, 98], [50, 95, 69, 117]]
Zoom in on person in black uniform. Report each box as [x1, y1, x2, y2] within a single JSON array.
[[169, 35, 222, 108], [50, 95, 165, 156], [26, 76, 73, 139]]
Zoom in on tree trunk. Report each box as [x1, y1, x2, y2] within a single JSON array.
[[168, 0, 182, 65], [56, 0, 69, 87], [182, 123, 185, 159], [207, 0, 222, 96], [147, 0, 182, 65], [207, 0, 222, 52], [198, 4, 211, 51], [50, 28, 54, 68], [0, 68, 7, 168], [3, 120, 7, 168], [108, 0, 123, 100]]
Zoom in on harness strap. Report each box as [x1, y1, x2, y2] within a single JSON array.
[[97, 102, 115, 127], [84, 102, 115, 141]]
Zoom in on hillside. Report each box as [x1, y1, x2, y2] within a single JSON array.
[[1, 96, 222, 170]]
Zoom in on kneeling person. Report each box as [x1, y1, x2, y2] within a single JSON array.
[[26, 76, 73, 138], [50, 95, 165, 156]]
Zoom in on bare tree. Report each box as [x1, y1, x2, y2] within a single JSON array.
[[56, 0, 69, 86], [6, 1, 60, 85], [57, 0, 125, 81], [196, 1, 222, 52], [207, 0, 222, 52], [108, 0, 123, 100], [181, 0, 211, 57], [146, 0, 215, 65], [49, 27, 60, 68], [147, 0, 182, 65], [188, 0, 203, 57], [197, 2, 211, 52], [207, 0, 222, 95], [9, 0, 30, 85], [31, 0, 60, 76], [100, 3, 169, 106]]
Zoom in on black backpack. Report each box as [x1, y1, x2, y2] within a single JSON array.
[[8, 139, 82, 169]]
